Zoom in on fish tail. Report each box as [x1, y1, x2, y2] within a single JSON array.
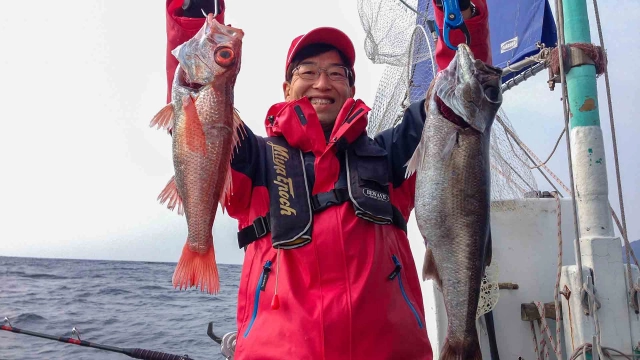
[[439, 336, 482, 360], [172, 243, 220, 295]]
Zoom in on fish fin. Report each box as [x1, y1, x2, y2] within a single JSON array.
[[440, 336, 482, 360], [405, 138, 425, 178], [157, 176, 184, 215], [422, 246, 442, 290], [150, 103, 175, 134], [172, 243, 220, 295], [219, 162, 233, 214], [218, 109, 243, 212], [183, 95, 207, 155], [441, 130, 459, 161], [231, 108, 246, 159]]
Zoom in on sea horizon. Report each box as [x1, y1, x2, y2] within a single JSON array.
[[0, 256, 241, 360]]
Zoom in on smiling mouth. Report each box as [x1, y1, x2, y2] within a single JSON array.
[[308, 97, 335, 105]]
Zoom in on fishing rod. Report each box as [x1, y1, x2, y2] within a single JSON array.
[[1, 317, 193, 360], [207, 322, 236, 360]]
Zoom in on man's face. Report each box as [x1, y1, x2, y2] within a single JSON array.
[[283, 50, 356, 131]]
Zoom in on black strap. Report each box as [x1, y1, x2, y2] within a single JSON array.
[[238, 214, 271, 249], [311, 188, 351, 212], [392, 206, 407, 233], [237, 188, 408, 248]]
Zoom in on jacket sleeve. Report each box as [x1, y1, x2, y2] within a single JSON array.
[[225, 123, 265, 216], [374, 99, 426, 188], [432, 0, 492, 70], [165, 0, 225, 103]]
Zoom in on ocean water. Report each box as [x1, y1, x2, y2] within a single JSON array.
[[0, 256, 241, 360]]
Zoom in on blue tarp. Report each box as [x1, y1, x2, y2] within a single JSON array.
[[409, 0, 557, 102], [487, 0, 557, 77]]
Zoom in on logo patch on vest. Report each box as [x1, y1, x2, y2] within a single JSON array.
[[363, 188, 389, 202], [268, 141, 297, 215]]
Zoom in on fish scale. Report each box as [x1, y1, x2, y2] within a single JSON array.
[[406, 43, 502, 360]]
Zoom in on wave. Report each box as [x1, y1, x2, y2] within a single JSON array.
[[139, 285, 167, 291], [9, 313, 47, 324], [97, 288, 131, 296]]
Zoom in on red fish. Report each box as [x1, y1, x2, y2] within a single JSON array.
[[150, 15, 244, 294]]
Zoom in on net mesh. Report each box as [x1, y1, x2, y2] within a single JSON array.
[[477, 263, 500, 319]]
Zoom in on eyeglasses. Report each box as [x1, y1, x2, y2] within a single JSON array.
[[293, 64, 351, 82]]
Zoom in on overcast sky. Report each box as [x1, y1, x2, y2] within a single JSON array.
[[0, 0, 637, 265]]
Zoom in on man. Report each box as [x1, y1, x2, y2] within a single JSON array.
[[164, 0, 492, 359]]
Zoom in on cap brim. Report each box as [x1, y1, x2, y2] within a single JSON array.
[[286, 27, 356, 68]]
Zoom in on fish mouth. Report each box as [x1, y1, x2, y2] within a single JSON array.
[[207, 14, 245, 40], [456, 44, 502, 103], [177, 68, 205, 91], [456, 44, 502, 78], [456, 44, 475, 81]]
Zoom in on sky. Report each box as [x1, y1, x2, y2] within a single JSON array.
[[0, 0, 638, 265]]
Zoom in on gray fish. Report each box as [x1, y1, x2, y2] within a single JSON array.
[[405, 44, 503, 360]]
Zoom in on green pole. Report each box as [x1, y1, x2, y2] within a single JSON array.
[[561, 0, 613, 243], [561, 0, 633, 356], [563, 0, 600, 128], [562, 0, 613, 238]]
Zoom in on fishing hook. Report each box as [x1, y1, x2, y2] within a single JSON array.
[[200, 0, 220, 18]]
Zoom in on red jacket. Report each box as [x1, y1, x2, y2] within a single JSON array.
[[227, 96, 431, 359], [164, 1, 491, 359]]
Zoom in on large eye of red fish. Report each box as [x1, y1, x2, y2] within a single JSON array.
[[214, 46, 235, 67]]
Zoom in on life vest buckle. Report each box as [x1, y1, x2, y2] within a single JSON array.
[[252, 216, 270, 238]]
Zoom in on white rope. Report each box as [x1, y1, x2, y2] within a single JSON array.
[[535, 301, 563, 358], [553, 192, 564, 359], [529, 128, 566, 169], [531, 320, 542, 360]]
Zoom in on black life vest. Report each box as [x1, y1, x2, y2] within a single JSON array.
[[237, 134, 407, 249]]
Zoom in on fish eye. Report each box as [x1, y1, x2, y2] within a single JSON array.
[[484, 86, 501, 103], [214, 46, 235, 67]]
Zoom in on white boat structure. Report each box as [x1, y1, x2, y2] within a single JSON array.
[[411, 195, 640, 359], [360, 0, 640, 358]]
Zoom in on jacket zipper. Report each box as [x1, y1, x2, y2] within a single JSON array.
[[389, 255, 424, 329], [243, 260, 272, 337]]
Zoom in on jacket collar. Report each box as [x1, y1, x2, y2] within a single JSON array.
[[264, 97, 370, 156]]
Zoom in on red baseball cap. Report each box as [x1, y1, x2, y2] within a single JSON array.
[[285, 27, 356, 82]]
